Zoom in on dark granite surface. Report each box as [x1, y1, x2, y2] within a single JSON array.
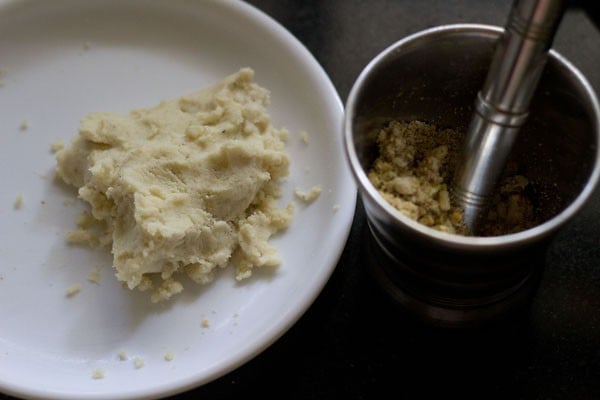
[[2, 1, 599, 399]]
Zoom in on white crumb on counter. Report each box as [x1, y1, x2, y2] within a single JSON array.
[[117, 350, 127, 361], [134, 357, 144, 369], [91, 369, 105, 379], [294, 185, 322, 203], [164, 352, 174, 362], [65, 284, 81, 297], [50, 140, 65, 153], [19, 120, 29, 131], [300, 130, 309, 144], [14, 194, 23, 210]]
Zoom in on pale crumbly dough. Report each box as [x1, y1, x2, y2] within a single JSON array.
[[55, 68, 294, 302]]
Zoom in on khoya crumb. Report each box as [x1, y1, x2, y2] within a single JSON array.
[[300, 130, 309, 144], [91, 369, 105, 379], [164, 352, 174, 361], [87, 265, 102, 284], [14, 194, 23, 210], [294, 185, 322, 203], [66, 284, 81, 297], [134, 357, 144, 369], [117, 349, 127, 361]]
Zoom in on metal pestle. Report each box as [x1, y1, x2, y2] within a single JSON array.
[[451, 0, 566, 234]]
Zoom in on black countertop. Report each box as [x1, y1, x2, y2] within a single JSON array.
[[178, 2, 600, 399], [3, 1, 599, 399]]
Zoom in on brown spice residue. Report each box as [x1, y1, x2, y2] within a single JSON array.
[[480, 165, 539, 235], [368, 120, 538, 236], [368, 120, 465, 234]]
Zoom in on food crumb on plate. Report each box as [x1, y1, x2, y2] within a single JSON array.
[[134, 357, 144, 369], [117, 349, 127, 361], [300, 130, 309, 144], [14, 194, 23, 210], [294, 185, 322, 203], [164, 352, 174, 362], [87, 265, 102, 284], [19, 120, 29, 131], [65, 284, 81, 297], [201, 318, 210, 328], [91, 369, 105, 379], [332, 204, 341, 213]]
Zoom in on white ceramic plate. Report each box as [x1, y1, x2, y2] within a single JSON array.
[[0, 1, 355, 398]]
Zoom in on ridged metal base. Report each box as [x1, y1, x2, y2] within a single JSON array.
[[366, 231, 543, 328]]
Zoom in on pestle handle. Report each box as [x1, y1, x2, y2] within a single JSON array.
[[451, 0, 565, 234]]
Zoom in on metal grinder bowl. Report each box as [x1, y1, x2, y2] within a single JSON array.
[[344, 24, 600, 327]]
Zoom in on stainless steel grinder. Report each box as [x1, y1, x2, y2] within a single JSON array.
[[344, 24, 600, 327]]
